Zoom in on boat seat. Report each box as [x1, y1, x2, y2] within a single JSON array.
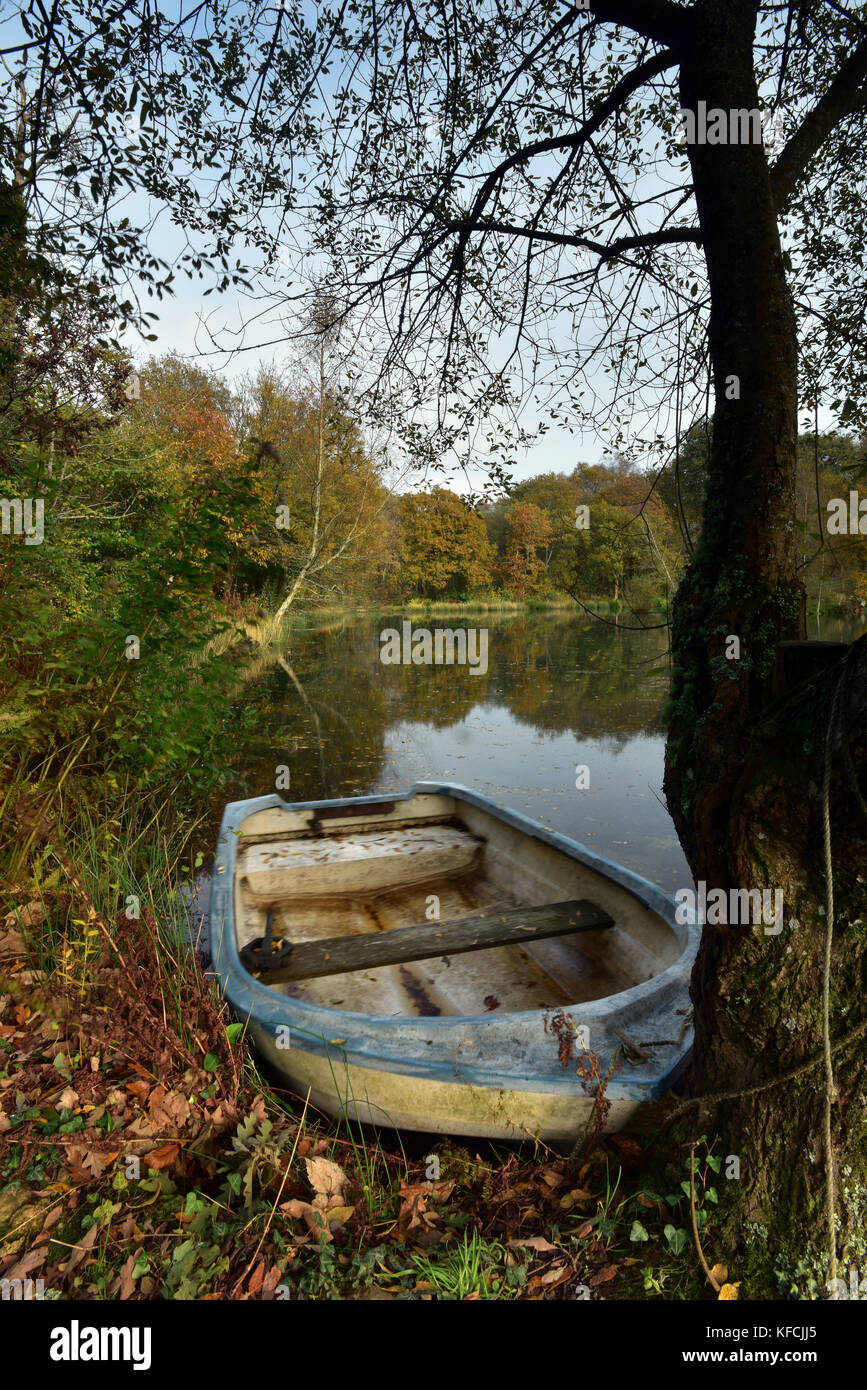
[[238, 824, 484, 903]]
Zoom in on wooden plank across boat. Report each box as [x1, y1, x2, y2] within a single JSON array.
[[209, 783, 700, 1142]]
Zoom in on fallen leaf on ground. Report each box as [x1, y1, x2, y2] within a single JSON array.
[[589, 1264, 618, 1287], [148, 1086, 190, 1131], [325, 1204, 355, 1228], [280, 1198, 331, 1242], [118, 1254, 138, 1300], [144, 1142, 180, 1171], [0, 929, 26, 959], [510, 1235, 560, 1253], [7, 901, 44, 929], [61, 1222, 98, 1275], [305, 1155, 348, 1209], [541, 1166, 568, 1186], [1, 1247, 46, 1282]]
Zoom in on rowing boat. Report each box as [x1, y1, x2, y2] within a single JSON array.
[[208, 783, 699, 1141]]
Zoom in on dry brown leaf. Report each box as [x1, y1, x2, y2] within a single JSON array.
[[540, 1263, 569, 1285], [305, 1155, 348, 1210], [118, 1254, 137, 1300], [58, 1087, 79, 1110], [11, 901, 45, 929], [61, 1222, 98, 1275], [2, 1247, 46, 1282], [280, 1198, 331, 1242], [0, 928, 27, 959], [589, 1264, 619, 1287], [149, 1087, 191, 1131], [540, 1167, 568, 1189], [78, 1148, 118, 1180], [510, 1235, 559, 1253], [65, 1146, 95, 1185], [126, 1080, 150, 1104], [398, 1179, 455, 1202], [144, 1141, 180, 1171]]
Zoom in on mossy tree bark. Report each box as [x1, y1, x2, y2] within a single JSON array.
[[663, 7, 867, 1294]]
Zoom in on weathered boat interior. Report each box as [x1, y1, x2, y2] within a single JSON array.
[[232, 792, 680, 1018]]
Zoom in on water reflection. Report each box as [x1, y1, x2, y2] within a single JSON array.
[[208, 611, 864, 896]]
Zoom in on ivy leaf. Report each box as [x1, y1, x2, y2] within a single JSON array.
[[664, 1224, 689, 1255]]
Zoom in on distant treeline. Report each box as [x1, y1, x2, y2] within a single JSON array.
[[3, 345, 865, 624]]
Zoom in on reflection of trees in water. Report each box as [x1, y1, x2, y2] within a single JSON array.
[[490, 614, 670, 741], [225, 624, 390, 801], [222, 612, 674, 804], [347, 616, 492, 729]]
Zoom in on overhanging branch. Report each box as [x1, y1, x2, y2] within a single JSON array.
[[770, 35, 867, 211], [441, 218, 702, 260]]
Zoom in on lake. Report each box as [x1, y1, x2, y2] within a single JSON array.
[[203, 609, 863, 898]]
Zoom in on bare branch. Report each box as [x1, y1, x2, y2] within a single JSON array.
[[770, 34, 867, 210]]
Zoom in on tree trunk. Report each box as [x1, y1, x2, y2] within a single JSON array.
[[663, 8, 867, 1294]]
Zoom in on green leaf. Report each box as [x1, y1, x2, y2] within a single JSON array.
[[664, 1224, 689, 1255], [629, 1220, 650, 1242], [225, 1023, 244, 1043], [203, 1052, 220, 1072], [52, 1053, 73, 1081], [706, 1186, 718, 1204]]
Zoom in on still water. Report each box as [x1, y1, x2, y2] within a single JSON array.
[[210, 610, 862, 897]]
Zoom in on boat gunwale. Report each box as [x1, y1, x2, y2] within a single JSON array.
[[209, 782, 700, 1098]]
